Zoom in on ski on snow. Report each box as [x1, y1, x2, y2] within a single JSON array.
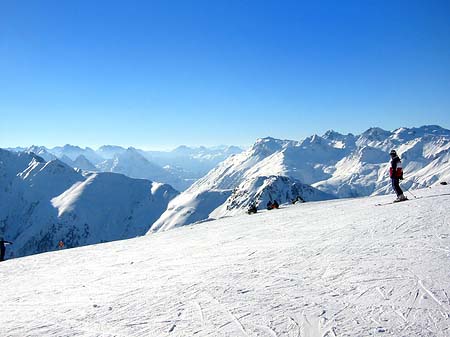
[[375, 199, 409, 206]]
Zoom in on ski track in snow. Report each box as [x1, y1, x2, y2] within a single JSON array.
[[1, 186, 450, 336]]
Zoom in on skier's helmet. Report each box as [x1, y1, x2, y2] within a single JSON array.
[[390, 149, 397, 156]]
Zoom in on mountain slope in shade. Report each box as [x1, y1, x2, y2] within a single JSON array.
[[0, 149, 178, 258], [72, 155, 98, 171]]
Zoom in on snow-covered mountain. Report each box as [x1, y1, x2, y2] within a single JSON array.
[[58, 154, 98, 171], [4, 144, 243, 191], [97, 148, 189, 191], [151, 137, 336, 232], [96, 145, 126, 159], [51, 144, 104, 164], [72, 154, 98, 171], [141, 145, 244, 179], [1, 186, 449, 336], [151, 125, 450, 232], [25, 145, 58, 162], [314, 125, 450, 196], [0, 149, 178, 259]]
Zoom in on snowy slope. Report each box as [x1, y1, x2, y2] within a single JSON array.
[[0, 149, 178, 258], [151, 137, 335, 232], [1, 186, 449, 336]]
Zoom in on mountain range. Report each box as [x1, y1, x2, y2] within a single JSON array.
[[6, 144, 244, 192], [2, 125, 449, 258], [150, 125, 450, 232], [0, 149, 178, 259]]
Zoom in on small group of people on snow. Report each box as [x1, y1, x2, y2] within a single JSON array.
[[247, 149, 407, 214], [246, 199, 280, 214]]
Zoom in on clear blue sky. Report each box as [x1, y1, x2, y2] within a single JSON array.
[[1, 0, 449, 149]]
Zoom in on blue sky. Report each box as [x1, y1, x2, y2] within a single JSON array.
[[1, 0, 449, 149]]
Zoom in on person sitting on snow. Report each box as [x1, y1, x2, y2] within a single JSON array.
[[247, 202, 257, 214], [272, 200, 279, 209], [0, 237, 13, 262], [266, 201, 273, 210], [292, 196, 305, 204]]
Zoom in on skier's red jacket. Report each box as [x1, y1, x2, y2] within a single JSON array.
[[390, 155, 403, 179]]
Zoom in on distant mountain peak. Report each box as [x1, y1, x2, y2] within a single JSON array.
[[62, 144, 83, 150], [322, 129, 343, 139], [251, 137, 288, 156], [362, 126, 390, 136]]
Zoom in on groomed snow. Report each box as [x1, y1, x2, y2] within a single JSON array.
[[1, 186, 449, 336]]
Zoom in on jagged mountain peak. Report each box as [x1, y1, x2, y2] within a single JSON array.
[[322, 129, 344, 139], [61, 144, 83, 150], [251, 137, 292, 157], [302, 134, 327, 145], [361, 126, 391, 139]]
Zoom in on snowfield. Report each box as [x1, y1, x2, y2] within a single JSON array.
[[1, 186, 449, 337]]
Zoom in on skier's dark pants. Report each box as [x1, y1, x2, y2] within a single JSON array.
[[391, 178, 403, 197], [0, 247, 5, 261]]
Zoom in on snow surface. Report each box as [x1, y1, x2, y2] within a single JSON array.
[[1, 186, 449, 336]]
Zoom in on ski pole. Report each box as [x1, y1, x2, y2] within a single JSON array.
[[406, 189, 417, 199]]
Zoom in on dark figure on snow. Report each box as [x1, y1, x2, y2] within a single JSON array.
[[247, 202, 257, 214], [0, 237, 13, 261], [292, 196, 305, 204], [389, 150, 407, 202], [272, 200, 279, 209], [266, 201, 273, 210]]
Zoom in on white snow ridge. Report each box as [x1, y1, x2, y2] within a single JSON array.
[[0, 185, 449, 336]]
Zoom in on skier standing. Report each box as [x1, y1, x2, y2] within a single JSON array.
[[0, 237, 13, 262], [389, 149, 407, 202]]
